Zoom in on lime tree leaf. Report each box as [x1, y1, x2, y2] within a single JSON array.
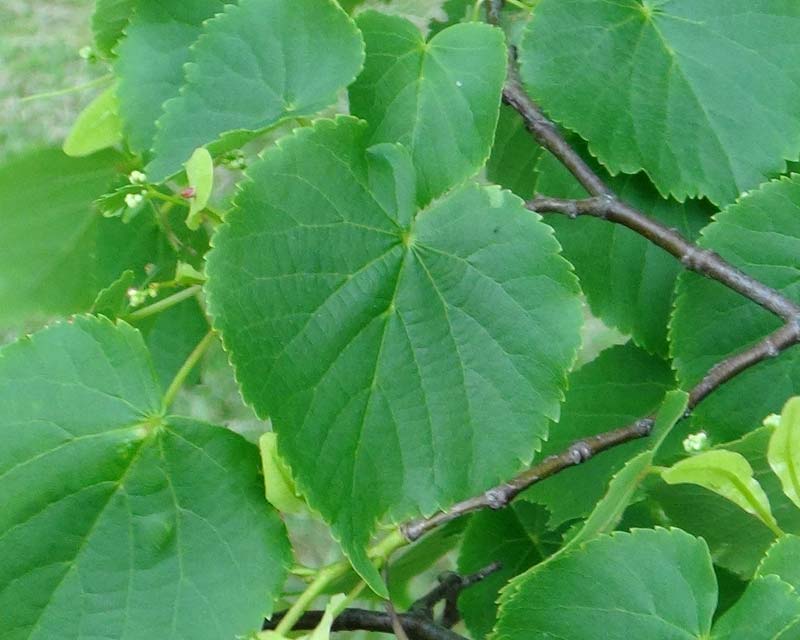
[[0, 316, 290, 640], [92, 0, 136, 57], [758, 535, 800, 593], [0, 148, 161, 326], [205, 116, 582, 594], [662, 450, 780, 535], [147, 0, 365, 181], [349, 11, 506, 205], [521, 343, 674, 527], [650, 425, 800, 579], [184, 148, 214, 230], [91, 269, 135, 317], [560, 390, 689, 555], [710, 576, 800, 640], [519, 0, 800, 205], [494, 528, 717, 640], [63, 86, 123, 157], [768, 397, 800, 508], [457, 503, 560, 639], [670, 176, 800, 443], [260, 433, 306, 515], [132, 296, 209, 391], [115, 0, 226, 155], [535, 148, 712, 356], [486, 104, 542, 200]]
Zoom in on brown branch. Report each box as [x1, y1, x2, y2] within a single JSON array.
[[526, 195, 800, 322], [263, 608, 467, 640], [409, 562, 502, 624]]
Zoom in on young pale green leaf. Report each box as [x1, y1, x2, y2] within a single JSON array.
[[535, 148, 712, 356], [768, 397, 800, 509], [671, 176, 800, 443], [0, 148, 162, 326], [710, 576, 800, 640], [260, 433, 306, 515], [757, 534, 800, 593], [486, 104, 542, 201], [519, 0, 800, 205], [349, 11, 506, 205], [63, 86, 123, 157], [184, 147, 214, 230], [494, 528, 717, 640], [205, 116, 582, 595], [115, 0, 226, 155], [662, 450, 780, 535], [457, 503, 560, 639], [91, 0, 135, 57], [91, 268, 135, 317], [522, 343, 674, 527], [147, 0, 365, 181], [559, 390, 689, 556], [651, 425, 800, 579], [0, 316, 290, 640]]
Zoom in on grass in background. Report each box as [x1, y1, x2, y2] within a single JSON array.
[[0, 0, 103, 158]]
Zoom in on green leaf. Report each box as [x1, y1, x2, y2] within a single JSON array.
[[132, 296, 209, 391], [522, 343, 674, 527], [486, 104, 542, 201], [115, 0, 226, 155], [662, 450, 780, 535], [650, 425, 800, 579], [494, 528, 717, 640], [670, 176, 800, 443], [205, 116, 582, 594], [519, 0, 800, 205], [63, 86, 123, 157], [457, 503, 560, 639], [560, 390, 689, 555], [0, 148, 162, 326], [91, 269, 135, 317], [710, 576, 800, 640], [260, 432, 306, 515], [758, 534, 800, 593], [147, 0, 365, 181], [349, 12, 506, 204], [92, 0, 136, 57], [535, 148, 711, 356], [184, 148, 214, 230], [768, 397, 800, 509], [0, 316, 290, 640]]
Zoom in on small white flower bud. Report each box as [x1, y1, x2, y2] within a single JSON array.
[[129, 170, 147, 185], [682, 431, 708, 453], [124, 192, 146, 208]]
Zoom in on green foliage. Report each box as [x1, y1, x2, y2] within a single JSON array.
[[350, 12, 506, 204], [522, 343, 674, 527], [7, 1, 800, 636], [671, 176, 800, 443], [147, 0, 366, 180], [520, 0, 800, 205], [0, 148, 162, 325], [63, 86, 123, 157], [494, 528, 718, 640], [206, 115, 582, 593], [535, 148, 712, 356], [662, 450, 780, 535], [0, 317, 290, 640]]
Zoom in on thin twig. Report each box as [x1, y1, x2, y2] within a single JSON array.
[[410, 563, 502, 625], [526, 195, 800, 322], [264, 608, 467, 640]]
